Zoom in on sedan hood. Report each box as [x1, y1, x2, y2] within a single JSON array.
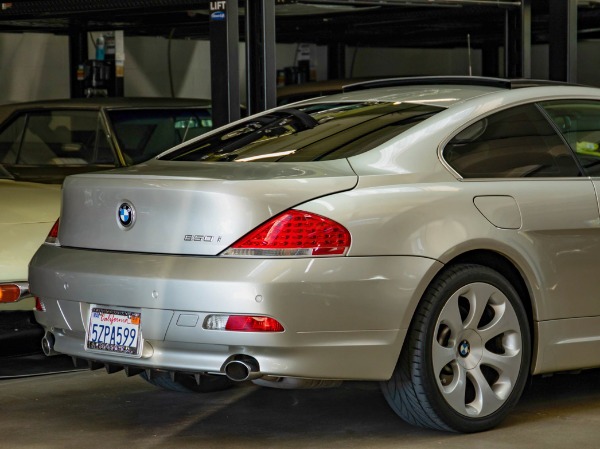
[[59, 160, 358, 255]]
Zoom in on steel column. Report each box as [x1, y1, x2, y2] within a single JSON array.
[[549, 0, 577, 83], [210, 0, 240, 128], [482, 43, 499, 78], [505, 0, 531, 78], [245, 0, 276, 116], [327, 42, 346, 80], [68, 28, 88, 98]]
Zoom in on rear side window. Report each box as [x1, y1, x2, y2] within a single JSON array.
[[160, 102, 441, 162], [444, 104, 581, 178], [540, 100, 600, 177]]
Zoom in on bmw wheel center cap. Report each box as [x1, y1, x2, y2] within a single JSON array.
[[459, 340, 471, 358], [118, 202, 135, 228]]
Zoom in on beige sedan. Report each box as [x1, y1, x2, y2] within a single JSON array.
[[0, 98, 212, 352]]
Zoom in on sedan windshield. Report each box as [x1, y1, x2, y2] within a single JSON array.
[[160, 102, 441, 163]]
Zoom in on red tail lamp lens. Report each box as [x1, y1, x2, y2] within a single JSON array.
[[45, 219, 60, 245], [227, 210, 350, 256], [225, 316, 284, 332]]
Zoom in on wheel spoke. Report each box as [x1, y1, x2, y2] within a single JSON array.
[[481, 349, 522, 385], [478, 301, 520, 344], [432, 341, 457, 376], [438, 294, 465, 336], [462, 282, 499, 330], [440, 363, 468, 413], [469, 366, 504, 416]]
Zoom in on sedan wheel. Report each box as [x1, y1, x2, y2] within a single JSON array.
[[381, 263, 531, 432]]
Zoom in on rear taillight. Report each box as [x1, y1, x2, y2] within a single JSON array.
[[204, 315, 284, 332], [45, 219, 60, 246], [222, 210, 351, 257]]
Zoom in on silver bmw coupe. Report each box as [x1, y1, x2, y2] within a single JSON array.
[[29, 77, 600, 432]]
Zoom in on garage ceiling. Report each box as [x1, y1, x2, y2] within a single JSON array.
[[0, 0, 598, 49]]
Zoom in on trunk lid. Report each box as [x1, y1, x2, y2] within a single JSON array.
[[59, 160, 357, 255]]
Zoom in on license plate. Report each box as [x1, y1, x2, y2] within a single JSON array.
[[86, 306, 141, 356]]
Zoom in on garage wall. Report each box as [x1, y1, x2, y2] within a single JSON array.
[[276, 43, 328, 81], [0, 33, 70, 103], [576, 40, 600, 86], [1, 32, 600, 104], [530, 42, 599, 86], [123, 36, 218, 100], [347, 46, 483, 78]]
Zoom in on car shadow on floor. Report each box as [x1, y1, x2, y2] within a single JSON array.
[[0, 353, 84, 378], [4, 368, 600, 448]]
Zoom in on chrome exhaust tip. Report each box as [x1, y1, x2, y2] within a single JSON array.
[[41, 331, 58, 356], [223, 356, 261, 381]]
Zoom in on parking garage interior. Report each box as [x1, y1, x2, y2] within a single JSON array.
[[3, 0, 600, 447]]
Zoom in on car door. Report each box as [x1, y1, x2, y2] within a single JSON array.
[[538, 100, 600, 319], [444, 102, 600, 321]]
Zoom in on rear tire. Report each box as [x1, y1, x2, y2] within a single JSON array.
[[140, 371, 233, 393], [381, 263, 531, 432]]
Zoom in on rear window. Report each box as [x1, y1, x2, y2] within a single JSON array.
[[159, 102, 442, 163], [107, 108, 212, 164]]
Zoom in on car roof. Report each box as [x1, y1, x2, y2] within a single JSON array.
[[0, 97, 211, 123], [0, 97, 211, 109], [288, 77, 586, 109], [276, 78, 378, 105], [342, 76, 576, 92], [293, 84, 505, 108]]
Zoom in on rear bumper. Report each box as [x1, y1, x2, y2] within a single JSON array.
[[30, 244, 441, 380]]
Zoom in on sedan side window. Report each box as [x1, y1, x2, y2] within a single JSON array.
[[444, 103, 581, 178], [540, 100, 600, 177]]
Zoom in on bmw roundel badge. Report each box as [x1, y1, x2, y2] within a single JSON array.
[[118, 202, 135, 228]]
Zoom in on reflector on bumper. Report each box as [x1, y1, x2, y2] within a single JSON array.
[[204, 314, 284, 332]]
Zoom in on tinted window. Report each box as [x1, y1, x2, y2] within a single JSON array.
[[444, 104, 580, 178], [540, 100, 600, 176], [5, 110, 115, 166], [160, 102, 441, 163], [0, 115, 25, 165], [107, 109, 213, 164]]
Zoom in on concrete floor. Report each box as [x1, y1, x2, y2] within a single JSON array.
[[2, 366, 600, 449]]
